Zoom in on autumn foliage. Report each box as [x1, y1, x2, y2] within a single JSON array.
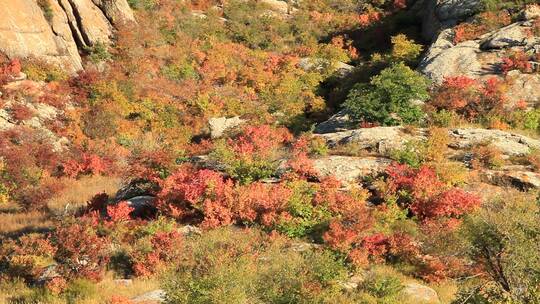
[[429, 76, 508, 120]]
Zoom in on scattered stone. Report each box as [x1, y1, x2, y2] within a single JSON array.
[[521, 4, 540, 20], [178, 225, 203, 236], [340, 274, 364, 291], [37, 264, 60, 284], [289, 241, 321, 252], [260, 0, 295, 14]]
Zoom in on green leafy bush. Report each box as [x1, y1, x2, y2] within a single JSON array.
[[343, 63, 430, 126]]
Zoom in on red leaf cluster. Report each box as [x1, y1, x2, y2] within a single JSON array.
[[500, 50, 533, 74], [131, 231, 182, 277], [386, 163, 481, 222], [229, 125, 292, 159], [107, 201, 134, 222], [63, 153, 109, 178], [430, 76, 507, 120], [53, 221, 111, 281]]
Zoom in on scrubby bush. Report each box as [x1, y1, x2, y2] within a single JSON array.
[[211, 125, 292, 184], [500, 50, 533, 74], [453, 11, 511, 44], [458, 193, 540, 303], [343, 63, 430, 126], [470, 143, 506, 169], [22, 58, 68, 82], [385, 163, 481, 222], [52, 219, 111, 281], [429, 76, 508, 122], [162, 227, 354, 304]]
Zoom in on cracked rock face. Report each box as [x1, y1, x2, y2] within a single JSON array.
[[0, 0, 134, 73]]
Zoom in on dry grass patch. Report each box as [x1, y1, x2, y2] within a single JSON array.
[[0, 274, 160, 304], [0, 207, 52, 236], [47, 175, 121, 214]]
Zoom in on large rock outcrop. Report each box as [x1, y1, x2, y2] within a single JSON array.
[[0, 0, 135, 73], [419, 5, 540, 105], [313, 125, 540, 190], [422, 0, 483, 41]]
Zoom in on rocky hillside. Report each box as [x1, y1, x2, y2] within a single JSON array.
[[0, 1, 539, 303]]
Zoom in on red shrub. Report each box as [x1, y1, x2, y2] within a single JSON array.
[[500, 50, 532, 74], [314, 176, 366, 215], [45, 277, 68, 294], [63, 153, 108, 178], [412, 188, 481, 220], [107, 201, 134, 222], [361, 233, 390, 262], [0, 127, 63, 209], [53, 221, 111, 281], [130, 231, 182, 277], [323, 221, 360, 252], [229, 125, 292, 159], [0, 59, 22, 84], [286, 137, 318, 179], [453, 12, 511, 44], [430, 76, 507, 120], [234, 182, 291, 227], [9, 104, 34, 121], [386, 163, 480, 221], [127, 149, 177, 183], [157, 166, 234, 226]]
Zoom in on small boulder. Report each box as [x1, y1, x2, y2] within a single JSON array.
[[419, 37, 482, 84], [178, 225, 202, 236], [208, 116, 245, 139], [449, 128, 540, 157], [317, 126, 423, 155], [314, 109, 355, 134], [482, 168, 540, 190], [123, 196, 157, 218], [480, 23, 529, 50], [260, 0, 292, 14], [131, 289, 166, 303], [115, 180, 158, 201], [313, 156, 392, 183], [521, 4, 540, 20], [400, 283, 440, 304]]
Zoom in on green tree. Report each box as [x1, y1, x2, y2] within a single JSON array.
[[343, 62, 430, 126]]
